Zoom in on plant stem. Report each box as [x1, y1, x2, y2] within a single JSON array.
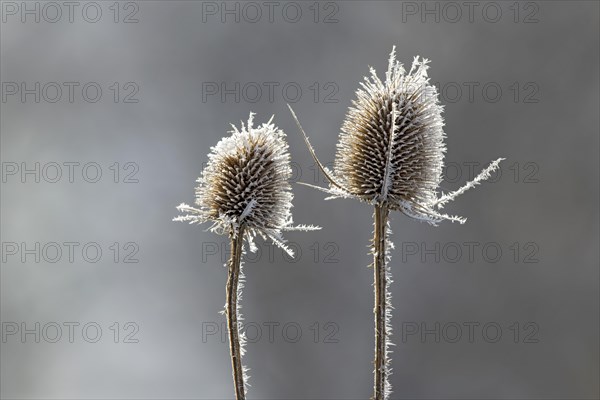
[[373, 205, 389, 400], [226, 224, 246, 400]]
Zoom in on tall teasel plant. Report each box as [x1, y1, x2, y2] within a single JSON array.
[[174, 113, 319, 400], [289, 47, 504, 399]]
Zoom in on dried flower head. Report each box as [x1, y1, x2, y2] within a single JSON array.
[[290, 47, 504, 224], [174, 112, 319, 255]]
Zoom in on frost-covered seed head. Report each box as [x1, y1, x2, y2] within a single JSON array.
[[336, 47, 444, 210], [289, 47, 503, 225], [174, 113, 318, 255], [197, 113, 292, 231]]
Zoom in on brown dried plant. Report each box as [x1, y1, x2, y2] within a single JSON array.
[[289, 47, 503, 399], [174, 113, 319, 400]]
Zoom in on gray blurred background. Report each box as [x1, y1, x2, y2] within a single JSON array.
[[1, 1, 598, 399]]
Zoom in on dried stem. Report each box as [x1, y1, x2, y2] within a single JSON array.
[[226, 224, 246, 400], [373, 205, 390, 400]]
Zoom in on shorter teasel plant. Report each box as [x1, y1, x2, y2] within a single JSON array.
[[174, 113, 319, 400], [289, 47, 504, 400]]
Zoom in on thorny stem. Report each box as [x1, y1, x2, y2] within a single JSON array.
[[226, 224, 246, 400], [373, 205, 389, 400]]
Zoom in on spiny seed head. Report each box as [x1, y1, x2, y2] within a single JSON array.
[[195, 113, 292, 232], [289, 47, 503, 225], [174, 113, 318, 255], [336, 48, 444, 210]]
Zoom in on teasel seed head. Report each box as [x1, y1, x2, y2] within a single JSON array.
[[336, 48, 445, 208], [174, 113, 319, 255], [289, 47, 504, 225]]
